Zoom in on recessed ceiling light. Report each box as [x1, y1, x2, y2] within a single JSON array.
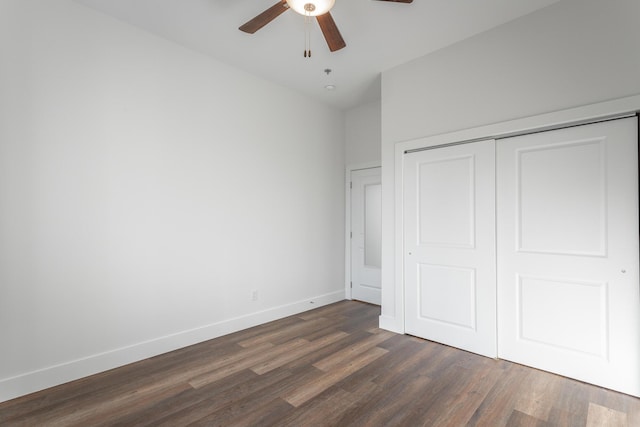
[[325, 84, 336, 91]]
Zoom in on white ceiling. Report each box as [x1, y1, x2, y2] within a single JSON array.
[[76, 0, 561, 110]]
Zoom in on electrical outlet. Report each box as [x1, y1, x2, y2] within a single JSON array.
[[251, 290, 259, 301]]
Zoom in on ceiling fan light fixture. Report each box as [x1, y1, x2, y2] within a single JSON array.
[[286, 0, 335, 16]]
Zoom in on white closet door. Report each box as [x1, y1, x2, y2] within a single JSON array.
[[404, 140, 496, 358], [497, 117, 640, 397]]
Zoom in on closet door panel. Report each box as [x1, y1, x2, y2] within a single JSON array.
[[404, 140, 496, 358], [497, 117, 640, 397]]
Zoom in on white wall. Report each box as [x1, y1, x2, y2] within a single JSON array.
[[0, 0, 345, 402], [379, 0, 640, 330], [345, 100, 381, 165]]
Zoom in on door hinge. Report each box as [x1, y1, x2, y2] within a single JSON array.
[[350, 182, 352, 189], [350, 282, 352, 288], [350, 231, 352, 238]]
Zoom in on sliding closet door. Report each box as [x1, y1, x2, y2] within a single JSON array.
[[404, 140, 496, 358], [497, 117, 640, 397]]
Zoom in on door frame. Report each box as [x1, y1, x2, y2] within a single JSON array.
[[345, 162, 381, 300], [388, 94, 640, 335]]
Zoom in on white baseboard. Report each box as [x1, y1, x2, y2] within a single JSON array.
[[0, 290, 345, 403]]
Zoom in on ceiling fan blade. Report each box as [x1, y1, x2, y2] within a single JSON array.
[[316, 12, 346, 52], [374, 0, 413, 3], [239, 0, 289, 34]]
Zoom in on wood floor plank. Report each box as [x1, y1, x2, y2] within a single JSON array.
[[283, 346, 389, 407], [334, 371, 433, 426], [222, 397, 294, 427], [100, 368, 260, 427], [628, 402, 640, 427], [373, 342, 444, 388], [547, 380, 591, 427], [417, 359, 505, 426], [506, 409, 551, 427], [153, 368, 300, 426], [386, 354, 482, 425], [237, 317, 328, 347], [335, 335, 433, 392], [188, 338, 307, 388], [467, 363, 534, 427], [2, 300, 640, 426], [7, 380, 192, 427], [594, 384, 640, 426], [275, 380, 381, 427], [250, 330, 348, 375], [586, 402, 628, 427], [312, 329, 395, 372], [279, 329, 373, 370], [183, 366, 323, 426], [513, 367, 565, 423]]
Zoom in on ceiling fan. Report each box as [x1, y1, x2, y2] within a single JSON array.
[[239, 0, 413, 54]]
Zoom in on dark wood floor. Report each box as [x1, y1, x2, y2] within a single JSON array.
[[1, 300, 639, 426]]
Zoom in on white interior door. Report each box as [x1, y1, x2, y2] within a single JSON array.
[[403, 140, 497, 357], [497, 117, 640, 397], [351, 167, 382, 305]]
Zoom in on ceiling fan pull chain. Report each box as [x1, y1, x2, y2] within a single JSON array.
[[308, 13, 311, 58], [304, 12, 311, 58]]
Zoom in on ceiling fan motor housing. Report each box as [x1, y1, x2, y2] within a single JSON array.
[[286, 0, 335, 16]]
